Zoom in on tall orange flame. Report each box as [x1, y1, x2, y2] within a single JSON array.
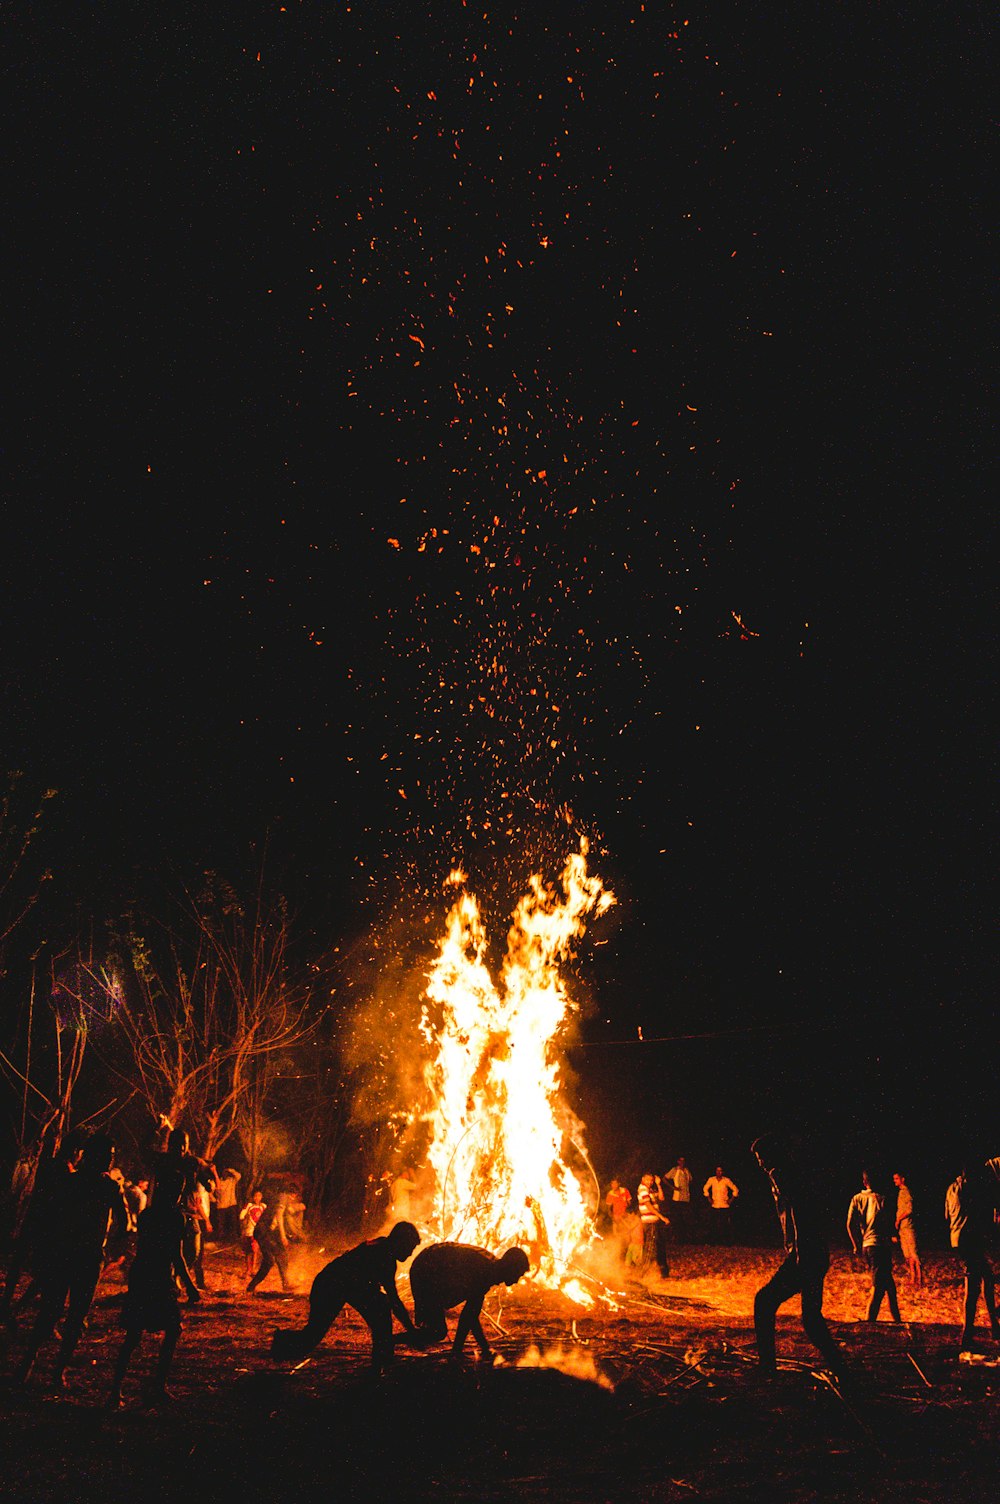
[[419, 840, 615, 1288]]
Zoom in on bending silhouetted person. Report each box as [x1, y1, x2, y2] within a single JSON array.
[[270, 1221, 421, 1370], [751, 1134, 844, 1379], [409, 1242, 530, 1361], [17, 1134, 128, 1389]]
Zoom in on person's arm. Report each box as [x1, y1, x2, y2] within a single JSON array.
[[109, 1182, 130, 1242], [384, 1271, 416, 1333], [146, 1115, 172, 1162], [703, 1180, 712, 1201], [728, 1179, 739, 1199], [846, 1199, 861, 1254]]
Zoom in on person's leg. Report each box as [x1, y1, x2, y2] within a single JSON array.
[[274, 1242, 293, 1291], [16, 1273, 70, 1382], [247, 1244, 275, 1292], [753, 1255, 799, 1373], [982, 1256, 999, 1336], [351, 1292, 393, 1370], [107, 1328, 145, 1406], [148, 1310, 181, 1398], [52, 1262, 102, 1384], [865, 1250, 884, 1321], [800, 1262, 844, 1375], [885, 1260, 902, 1322], [271, 1267, 346, 1359], [453, 1294, 488, 1356], [961, 1256, 982, 1349]]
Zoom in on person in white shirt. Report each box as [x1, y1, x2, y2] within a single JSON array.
[[664, 1157, 693, 1242], [703, 1166, 739, 1243]]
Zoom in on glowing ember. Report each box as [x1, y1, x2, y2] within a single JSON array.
[[516, 1343, 614, 1390], [418, 839, 614, 1287]]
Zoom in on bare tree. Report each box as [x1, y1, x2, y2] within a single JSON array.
[[78, 874, 316, 1170], [0, 957, 91, 1235], [0, 772, 56, 976]]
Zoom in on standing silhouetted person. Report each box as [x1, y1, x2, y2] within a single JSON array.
[[945, 1155, 1000, 1356], [270, 1221, 421, 1371], [146, 1117, 214, 1303], [847, 1169, 901, 1323], [1, 1132, 85, 1328], [751, 1134, 845, 1379], [17, 1134, 128, 1389], [106, 1204, 183, 1408], [409, 1242, 530, 1361]]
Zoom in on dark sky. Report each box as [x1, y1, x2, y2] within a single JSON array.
[[3, 6, 992, 1170]]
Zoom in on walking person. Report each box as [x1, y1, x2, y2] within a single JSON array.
[[17, 1134, 129, 1389], [239, 1190, 267, 1280], [945, 1155, 1000, 1357], [106, 1204, 184, 1409], [847, 1170, 902, 1323], [751, 1134, 845, 1380], [246, 1189, 296, 1295]]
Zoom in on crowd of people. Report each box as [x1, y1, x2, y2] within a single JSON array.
[[603, 1157, 743, 1274], [603, 1146, 1000, 1373], [1, 1121, 998, 1407]]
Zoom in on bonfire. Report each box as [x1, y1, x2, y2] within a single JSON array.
[[417, 840, 614, 1299]]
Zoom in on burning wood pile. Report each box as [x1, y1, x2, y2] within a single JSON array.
[[414, 840, 614, 1302]]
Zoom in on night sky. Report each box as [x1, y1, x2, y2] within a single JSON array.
[[4, 7, 992, 1193]]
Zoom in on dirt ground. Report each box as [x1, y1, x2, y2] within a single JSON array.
[[2, 1239, 998, 1503]]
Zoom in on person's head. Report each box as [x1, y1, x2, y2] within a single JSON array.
[[386, 1221, 420, 1262], [751, 1133, 785, 1176], [609, 1178, 620, 1192], [251, 1188, 264, 1204], [641, 1172, 653, 1187], [676, 1157, 686, 1169], [861, 1169, 872, 1190], [892, 1171, 905, 1188], [82, 1133, 115, 1174], [168, 1127, 190, 1156], [59, 1129, 88, 1168], [715, 1165, 723, 1179], [496, 1247, 530, 1287]]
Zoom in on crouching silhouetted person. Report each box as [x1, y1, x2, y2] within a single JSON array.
[[270, 1221, 420, 1371], [107, 1205, 183, 1408], [409, 1242, 530, 1362], [751, 1134, 845, 1380]]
